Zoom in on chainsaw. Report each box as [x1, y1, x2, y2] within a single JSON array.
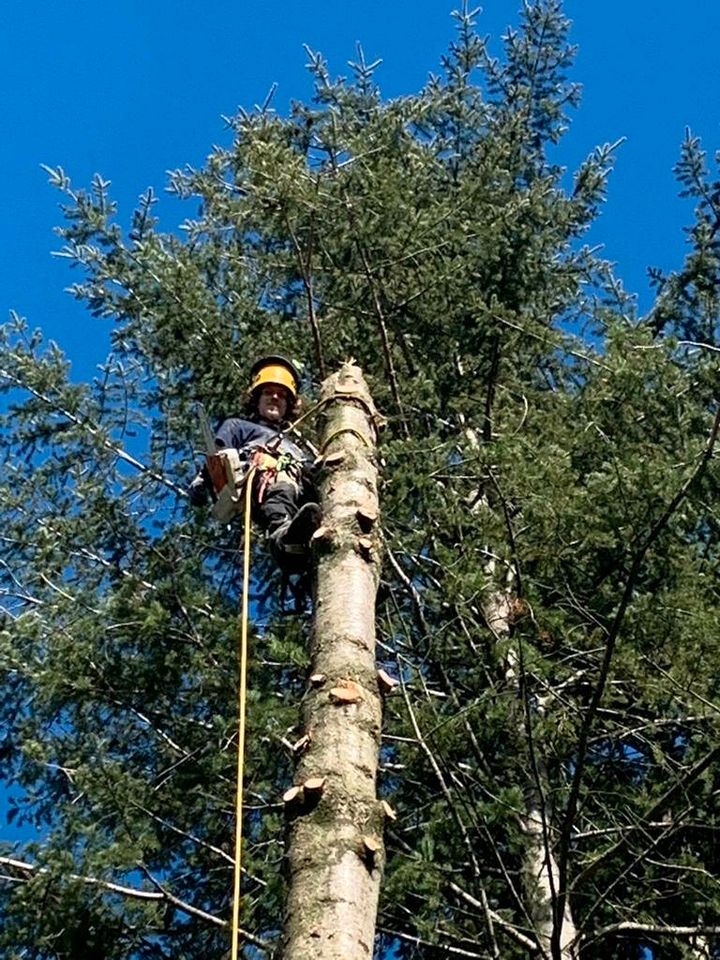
[[198, 405, 248, 523]]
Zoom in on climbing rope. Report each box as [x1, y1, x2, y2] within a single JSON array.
[[231, 465, 257, 960]]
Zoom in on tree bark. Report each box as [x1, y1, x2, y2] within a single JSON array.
[[281, 362, 384, 960], [485, 576, 578, 960]]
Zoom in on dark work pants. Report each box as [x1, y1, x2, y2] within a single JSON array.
[[257, 478, 302, 533], [257, 473, 316, 572]]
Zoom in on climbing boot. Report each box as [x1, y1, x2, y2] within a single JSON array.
[[267, 503, 322, 566]]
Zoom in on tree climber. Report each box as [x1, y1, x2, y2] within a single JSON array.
[[189, 355, 321, 572]]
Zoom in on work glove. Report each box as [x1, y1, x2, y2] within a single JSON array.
[[188, 471, 211, 506]]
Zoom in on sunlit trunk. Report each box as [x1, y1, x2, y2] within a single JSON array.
[[282, 363, 384, 960]]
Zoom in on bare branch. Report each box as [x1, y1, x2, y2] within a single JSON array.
[[576, 746, 720, 887], [0, 854, 257, 938], [449, 882, 540, 952], [378, 925, 493, 959], [336, 188, 409, 436], [394, 638, 500, 958], [586, 920, 720, 949]]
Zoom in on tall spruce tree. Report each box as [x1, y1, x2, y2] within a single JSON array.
[[2, 2, 720, 958]]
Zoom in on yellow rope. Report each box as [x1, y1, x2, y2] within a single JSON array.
[[231, 466, 256, 960], [282, 395, 330, 433]]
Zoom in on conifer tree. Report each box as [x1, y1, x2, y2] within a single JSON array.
[[2, 2, 720, 959]]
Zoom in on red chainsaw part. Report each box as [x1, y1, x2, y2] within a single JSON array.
[[206, 453, 229, 494]]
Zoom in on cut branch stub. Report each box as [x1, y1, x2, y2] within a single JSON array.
[[311, 525, 334, 545], [356, 507, 378, 533], [309, 673, 327, 688], [381, 800, 397, 821], [377, 669, 399, 695], [283, 785, 304, 806], [359, 834, 382, 868], [357, 537, 374, 560], [328, 679, 364, 704], [323, 451, 346, 467], [283, 777, 326, 806], [303, 777, 326, 796], [292, 733, 312, 754]]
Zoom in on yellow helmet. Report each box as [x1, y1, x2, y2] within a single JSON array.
[[248, 355, 301, 403]]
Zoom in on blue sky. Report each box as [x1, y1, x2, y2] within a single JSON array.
[[1, 0, 719, 381]]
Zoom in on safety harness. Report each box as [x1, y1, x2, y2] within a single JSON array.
[[203, 440, 303, 524]]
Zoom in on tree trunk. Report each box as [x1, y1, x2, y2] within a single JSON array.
[[281, 362, 384, 960], [485, 575, 578, 960], [690, 934, 711, 959]]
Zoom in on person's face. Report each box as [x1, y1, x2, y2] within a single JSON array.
[[257, 384, 289, 422]]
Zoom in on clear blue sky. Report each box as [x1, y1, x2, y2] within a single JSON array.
[[1, 0, 719, 381]]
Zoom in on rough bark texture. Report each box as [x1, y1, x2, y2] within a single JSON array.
[[281, 363, 384, 960]]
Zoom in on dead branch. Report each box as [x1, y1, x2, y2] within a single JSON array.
[[0, 854, 265, 940], [449, 882, 540, 952], [585, 921, 720, 950]]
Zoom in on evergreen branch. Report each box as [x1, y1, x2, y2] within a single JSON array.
[[121, 249, 246, 376], [553, 404, 720, 955], [0, 366, 187, 499]]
